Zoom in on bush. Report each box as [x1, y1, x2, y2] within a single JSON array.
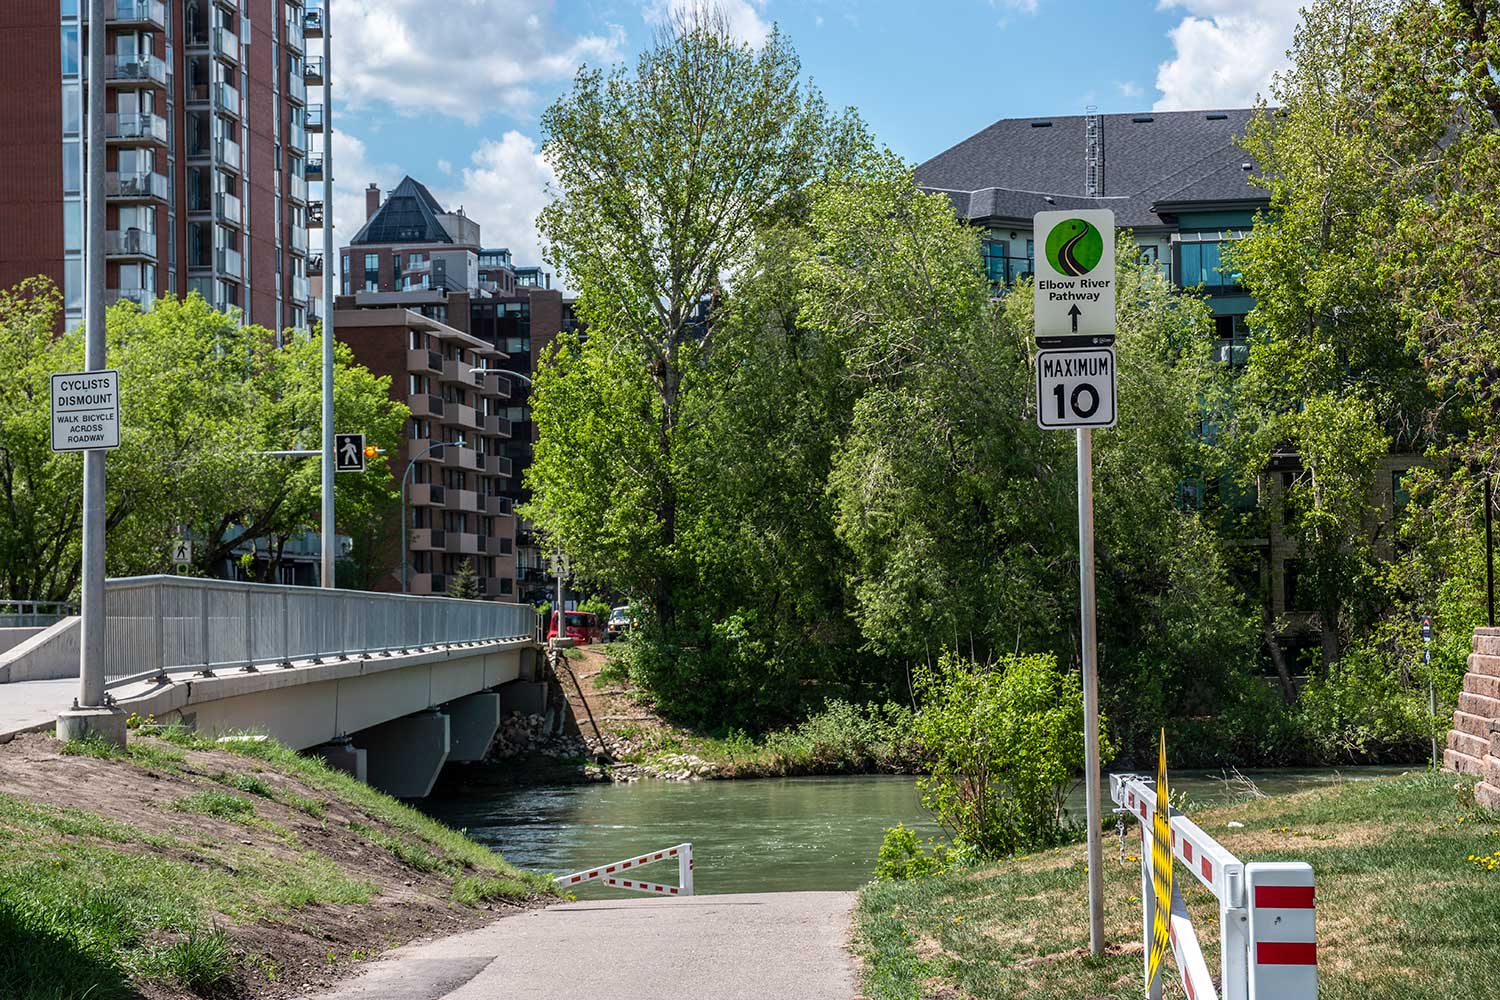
[[874, 824, 950, 881], [1293, 644, 1436, 764], [910, 652, 1109, 858]]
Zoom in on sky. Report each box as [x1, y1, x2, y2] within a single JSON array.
[[321, 0, 1305, 278]]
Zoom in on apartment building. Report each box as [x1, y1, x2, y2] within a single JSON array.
[[917, 108, 1423, 665], [333, 176, 570, 603], [0, 0, 319, 329]]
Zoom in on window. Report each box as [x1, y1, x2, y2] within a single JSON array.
[[364, 254, 378, 270], [61, 27, 79, 75], [1176, 233, 1244, 292], [63, 201, 82, 252]]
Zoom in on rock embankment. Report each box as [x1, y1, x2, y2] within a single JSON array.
[[485, 710, 719, 782]]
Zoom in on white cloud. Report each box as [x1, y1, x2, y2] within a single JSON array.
[[1116, 80, 1144, 99], [436, 159, 454, 176], [319, 131, 401, 261], [642, 0, 771, 46], [1153, 0, 1302, 110], [434, 132, 558, 275], [333, 1, 625, 125]]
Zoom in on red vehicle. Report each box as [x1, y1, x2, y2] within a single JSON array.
[[546, 611, 604, 645]]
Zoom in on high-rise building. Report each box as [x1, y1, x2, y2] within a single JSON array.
[[0, 0, 319, 329], [333, 176, 569, 603]]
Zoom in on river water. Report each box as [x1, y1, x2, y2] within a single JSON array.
[[420, 767, 1410, 896]]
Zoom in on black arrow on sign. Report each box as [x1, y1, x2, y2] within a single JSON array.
[[1069, 304, 1082, 333]]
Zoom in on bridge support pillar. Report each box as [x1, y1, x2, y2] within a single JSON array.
[[310, 739, 367, 783], [447, 692, 501, 763], [351, 710, 450, 799]]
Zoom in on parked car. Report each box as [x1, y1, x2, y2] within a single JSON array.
[[546, 611, 604, 645], [606, 606, 634, 641]]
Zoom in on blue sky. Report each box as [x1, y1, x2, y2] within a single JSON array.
[[325, 0, 1302, 273]]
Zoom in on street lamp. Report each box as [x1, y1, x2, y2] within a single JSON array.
[[401, 436, 463, 593]]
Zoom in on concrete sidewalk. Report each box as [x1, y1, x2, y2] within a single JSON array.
[[302, 891, 859, 1000], [0, 677, 76, 740]]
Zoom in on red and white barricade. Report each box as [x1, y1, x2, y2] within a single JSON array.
[[1111, 774, 1316, 1000], [554, 842, 694, 897]]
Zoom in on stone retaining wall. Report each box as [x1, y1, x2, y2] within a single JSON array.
[[1444, 627, 1500, 810]]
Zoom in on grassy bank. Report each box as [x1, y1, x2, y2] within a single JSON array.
[[855, 771, 1499, 1000], [0, 729, 554, 1000]]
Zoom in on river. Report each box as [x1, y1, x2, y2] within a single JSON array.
[[419, 767, 1411, 896]]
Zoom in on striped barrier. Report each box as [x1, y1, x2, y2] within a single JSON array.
[[554, 843, 694, 897], [1112, 774, 1316, 1000]]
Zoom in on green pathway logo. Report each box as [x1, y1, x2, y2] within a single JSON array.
[[1045, 218, 1105, 277]]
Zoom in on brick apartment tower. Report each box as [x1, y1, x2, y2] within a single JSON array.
[[0, 0, 319, 329]]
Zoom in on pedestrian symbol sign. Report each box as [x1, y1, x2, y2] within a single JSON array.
[[335, 433, 365, 473], [1033, 209, 1116, 349]]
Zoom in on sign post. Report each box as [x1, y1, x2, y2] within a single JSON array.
[[1033, 209, 1116, 956], [1422, 615, 1435, 767]]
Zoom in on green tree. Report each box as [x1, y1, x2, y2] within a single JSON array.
[[447, 559, 479, 600], [532, 6, 852, 626]]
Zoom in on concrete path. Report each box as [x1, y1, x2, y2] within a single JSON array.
[[302, 891, 859, 1000], [0, 678, 76, 739]]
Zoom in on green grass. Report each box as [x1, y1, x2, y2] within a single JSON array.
[[451, 874, 535, 905], [855, 771, 1500, 1000], [214, 771, 275, 798], [349, 820, 453, 874], [171, 789, 258, 821], [130, 927, 235, 992]]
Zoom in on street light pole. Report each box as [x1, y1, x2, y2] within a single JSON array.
[[401, 438, 461, 593], [319, 0, 336, 588], [79, 0, 109, 712]]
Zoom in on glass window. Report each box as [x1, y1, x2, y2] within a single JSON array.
[[62, 140, 81, 194], [60, 0, 79, 16], [364, 253, 378, 270], [63, 201, 82, 252], [61, 27, 79, 76], [61, 83, 80, 134], [64, 259, 83, 310]]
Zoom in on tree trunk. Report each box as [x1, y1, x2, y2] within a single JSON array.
[[1262, 623, 1298, 704]]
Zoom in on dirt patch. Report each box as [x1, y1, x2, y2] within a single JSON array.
[[0, 732, 544, 1000]]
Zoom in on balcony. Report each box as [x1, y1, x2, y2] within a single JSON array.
[[445, 533, 481, 556], [307, 200, 323, 226], [484, 495, 512, 516], [217, 246, 243, 279], [306, 104, 325, 133], [304, 7, 324, 39], [104, 228, 157, 260], [288, 225, 308, 255], [305, 58, 324, 86], [107, 53, 167, 88], [409, 394, 445, 419], [291, 273, 310, 303], [442, 445, 480, 472], [287, 121, 308, 154], [487, 455, 513, 478], [407, 483, 446, 507], [408, 349, 443, 375], [217, 135, 242, 172], [286, 172, 308, 205], [287, 69, 306, 105], [107, 0, 167, 31], [443, 402, 482, 433], [484, 414, 513, 438], [212, 26, 239, 64], [287, 14, 307, 52], [214, 82, 241, 118], [105, 112, 168, 146], [106, 171, 169, 201], [409, 528, 446, 552], [451, 490, 480, 513], [410, 574, 447, 596], [106, 286, 155, 308], [305, 157, 324, 182], [216, 191, 242, 228]]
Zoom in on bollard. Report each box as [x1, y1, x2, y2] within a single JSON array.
[[1246, 862, 1316, 1000]]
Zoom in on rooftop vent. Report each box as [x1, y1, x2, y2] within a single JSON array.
[[1031, 120, 1053, 128], [1206, 112, 1229, 120], [1131, 115, 1154, 123]]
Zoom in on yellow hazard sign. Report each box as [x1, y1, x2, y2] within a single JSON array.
[[1147, 730, 1173, 985]]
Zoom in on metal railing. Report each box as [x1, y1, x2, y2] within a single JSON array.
[[102, 576, 538, 684], [0, 601, 75, 628]]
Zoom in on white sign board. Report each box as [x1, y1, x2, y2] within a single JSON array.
[[1033, 209, 1116, 348], [172, 538, 193, 563], [1036, 348, 1118, 430], [51, 370, 121, 452]]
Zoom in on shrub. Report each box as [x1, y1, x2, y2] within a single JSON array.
[[910, 651, 1109, 858], [874, 824, 950, 881], [1293, 644, 1435, 764]]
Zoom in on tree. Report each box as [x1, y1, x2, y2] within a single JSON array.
[[533, 6, 853, 626], [447, 559, 479, 600]]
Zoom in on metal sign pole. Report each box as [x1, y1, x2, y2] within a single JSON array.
[[1486, 474, 1494, 628], [1423, 615, 1435, 768], [80, 0, 109, 709], [319, 1, 336, 588], [1078, 426, 1105, 955]]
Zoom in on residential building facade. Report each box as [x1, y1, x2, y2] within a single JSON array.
[[0, 0, 319, 329], [335, 176, 568, 603]]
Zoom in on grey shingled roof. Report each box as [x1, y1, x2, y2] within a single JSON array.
[[350, 176, 453, 246], [916, 109, 1269, 230]]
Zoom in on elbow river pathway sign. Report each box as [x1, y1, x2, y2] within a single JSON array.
[[1033, 209, 1118, 429], [51, 369, 120, 452]]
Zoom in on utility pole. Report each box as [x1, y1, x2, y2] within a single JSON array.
[[58, 0, 126, 745], [319, 0, 336, 588]]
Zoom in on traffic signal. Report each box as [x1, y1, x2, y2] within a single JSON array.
[[364, 444, 379, 460]]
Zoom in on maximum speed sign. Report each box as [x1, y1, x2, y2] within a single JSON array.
[[1036, 347, 1118, 430]]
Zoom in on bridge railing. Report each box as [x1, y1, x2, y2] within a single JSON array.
[[103, 575, 538, 684]]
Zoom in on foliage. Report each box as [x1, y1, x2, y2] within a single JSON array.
[[447, 559, 479, 600], [0, 284, 406, 601], [874, 824, 953, 881], [909, 652, 1108, 857], [577, 595, 612, 620]]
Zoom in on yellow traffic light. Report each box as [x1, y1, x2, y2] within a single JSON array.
[[364, 445, 380, 459]]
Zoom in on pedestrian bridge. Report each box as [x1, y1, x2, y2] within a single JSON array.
[[0, 576, 545, 797]]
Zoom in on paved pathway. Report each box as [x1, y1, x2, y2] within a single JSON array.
[[0, 678, 76, 739], [302, 891, 859, 1000]]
